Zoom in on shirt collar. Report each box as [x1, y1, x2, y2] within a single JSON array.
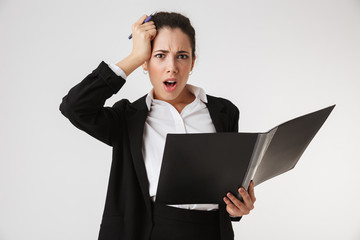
[[145, 84, 208, 111]]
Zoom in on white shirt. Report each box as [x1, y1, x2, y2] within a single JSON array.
[[109, 63, 219, 211]]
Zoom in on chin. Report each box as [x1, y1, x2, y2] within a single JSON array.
[[154, 86, 182, 101]]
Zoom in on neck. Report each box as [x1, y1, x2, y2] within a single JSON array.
[[155, 86, 196, 113]]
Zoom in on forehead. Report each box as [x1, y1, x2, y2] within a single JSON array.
[[152, 27, 192, 51]]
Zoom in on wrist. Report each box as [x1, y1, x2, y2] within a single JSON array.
[[115, 54, 144, 77], [128, 52, 147, 66]]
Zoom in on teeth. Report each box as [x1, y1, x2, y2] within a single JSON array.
[[165, 81, 176, 83]]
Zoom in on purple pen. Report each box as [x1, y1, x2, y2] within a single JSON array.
[[128, 15, 153, 39]]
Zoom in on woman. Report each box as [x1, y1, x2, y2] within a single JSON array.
[[60, 12, 256, 240]]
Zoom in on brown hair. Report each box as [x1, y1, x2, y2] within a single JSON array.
[[151, 12, 196, 57]]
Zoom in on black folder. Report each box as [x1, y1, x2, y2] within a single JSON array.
[[156, 105, 335, 204]]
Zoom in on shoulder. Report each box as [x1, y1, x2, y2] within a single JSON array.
[[206, 94, 240, 131], [206, 94, 239, 114], [112, 98, 131, 110], [112, 94, 147, 112]]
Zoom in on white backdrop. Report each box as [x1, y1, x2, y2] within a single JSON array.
[[1, 0, 359, 239]]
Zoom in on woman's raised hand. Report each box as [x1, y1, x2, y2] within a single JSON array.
[[116, 15, 157, 77], [129, 14, 157, 64]]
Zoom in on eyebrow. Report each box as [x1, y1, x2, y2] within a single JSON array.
[[153, 49, 190, 54]]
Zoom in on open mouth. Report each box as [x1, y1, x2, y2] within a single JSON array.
[[164, 80, 177, 87], [163, 79, 178, 92]]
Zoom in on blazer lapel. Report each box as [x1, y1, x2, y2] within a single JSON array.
[[125, 95, 151, 208], [206, 95, 229, 133]]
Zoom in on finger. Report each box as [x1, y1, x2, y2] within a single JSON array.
[[238, 188, 254, 210], [147, 29, 157, 41], [226, 192, 249, 213], [248, 180, 256, 203], [223, 197, 240, 216], [132, 15, 149, 33], [224, 195, 250, 216], [135, 14, 148, 25], [132, 23, 156, 41], [141, 23, 156, 31], [141, 21, 155, 27]]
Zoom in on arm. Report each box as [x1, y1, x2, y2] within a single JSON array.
[[59, 14, 157, 146], [59, 62, 127, 146]]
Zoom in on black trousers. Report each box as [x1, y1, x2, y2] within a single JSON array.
[[150, 203, 234, 240]]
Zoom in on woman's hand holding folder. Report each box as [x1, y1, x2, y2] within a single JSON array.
[[223, 180, 256, 217]]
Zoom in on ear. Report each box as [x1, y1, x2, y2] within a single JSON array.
[[142, 61, 148, 71], [191, 54, 196, 71]]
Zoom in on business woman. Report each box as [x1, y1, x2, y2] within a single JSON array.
[[60, 11, 256, 240]]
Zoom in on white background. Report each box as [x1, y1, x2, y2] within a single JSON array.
[[1, 0, 359, 239]]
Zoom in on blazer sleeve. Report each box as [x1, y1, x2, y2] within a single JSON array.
[[59, 61, 129, 146]]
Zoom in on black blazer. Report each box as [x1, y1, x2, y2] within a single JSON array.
[[60, 61, 241, 240]]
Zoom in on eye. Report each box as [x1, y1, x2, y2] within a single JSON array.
[[177, 54, 189, 59], [154, 54, 165, 58]]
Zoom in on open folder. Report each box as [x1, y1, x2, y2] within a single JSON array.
[[156, 105, 335, 204]]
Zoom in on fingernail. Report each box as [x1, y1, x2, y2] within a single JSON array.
[[227, 192, 231, 197]]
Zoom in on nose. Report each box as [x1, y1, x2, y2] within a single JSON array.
[[166, 56, 178, 74]]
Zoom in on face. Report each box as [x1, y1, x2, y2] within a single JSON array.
[[143, 27, 195, 104]]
